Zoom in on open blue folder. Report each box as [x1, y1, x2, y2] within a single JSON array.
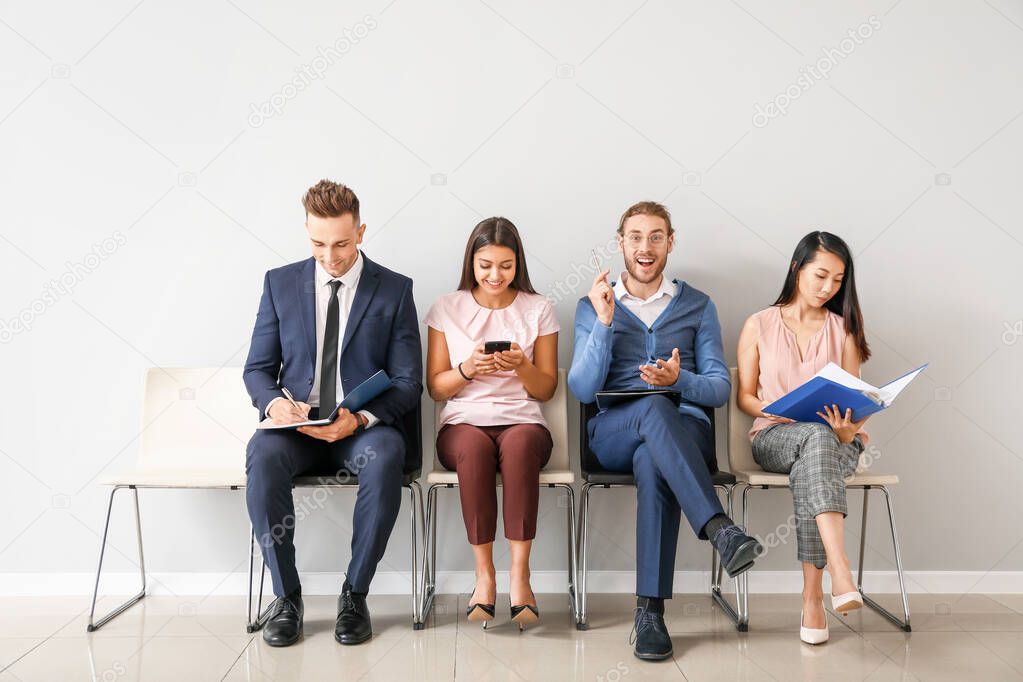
[[257, 370, 392, 430], [763, 363, 927, 424]]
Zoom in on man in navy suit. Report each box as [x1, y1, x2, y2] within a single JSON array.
[[243, 179, 422, 647]]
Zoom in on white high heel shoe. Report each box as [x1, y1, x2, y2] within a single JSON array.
[[800, 606, 829, 644], [831, 590, 864, 615]]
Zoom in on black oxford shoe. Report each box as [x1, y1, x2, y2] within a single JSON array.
[[335, 581, 372, 645], [262, 595, 303, 647]]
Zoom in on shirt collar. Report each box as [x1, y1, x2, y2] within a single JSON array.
[[315, 251, 364, 291], [613, 272, 675, 304]]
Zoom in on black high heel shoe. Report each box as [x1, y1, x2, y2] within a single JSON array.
[[466, 589, 495, 629], [510, 599, 540, 631]]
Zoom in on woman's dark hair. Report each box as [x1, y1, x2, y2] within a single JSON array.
[[457, 217, 536, 294], [773, 231, 871, 362]]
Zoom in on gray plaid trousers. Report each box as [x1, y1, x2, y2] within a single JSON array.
[[751, 422, 863, 568]]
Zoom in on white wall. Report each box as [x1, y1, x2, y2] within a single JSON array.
[[1, 0, 1021, 592]]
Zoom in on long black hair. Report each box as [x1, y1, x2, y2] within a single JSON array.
[[773, 231, 871, 362], [457, 217, 536, 294]]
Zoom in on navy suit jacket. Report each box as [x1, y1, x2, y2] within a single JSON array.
[[243, 253, 423, 439]]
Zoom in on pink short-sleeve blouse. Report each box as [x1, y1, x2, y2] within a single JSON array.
[[425, 290, 560, 428]]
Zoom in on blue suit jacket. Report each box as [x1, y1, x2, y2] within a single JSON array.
[[243, 253, 423, 438]]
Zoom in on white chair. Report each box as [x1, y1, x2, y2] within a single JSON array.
[[88, 367, 425, 632], [726, 368, 911, 631], [87, 367, 250, 631], [419, 368, 581, 628]]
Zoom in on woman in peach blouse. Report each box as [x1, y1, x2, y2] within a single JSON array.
[[736, 231, 871, 645]]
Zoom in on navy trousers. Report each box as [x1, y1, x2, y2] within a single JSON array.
[[588, 395, 723, 599], [245, 425, 405, 597]]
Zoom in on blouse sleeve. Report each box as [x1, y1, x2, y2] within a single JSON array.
[[536, 297, 560, 336], [424, 297, 445, 332]]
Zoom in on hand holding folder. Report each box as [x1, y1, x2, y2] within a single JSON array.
[[763, 363, 927, 424], [257, 370, 392, 430]]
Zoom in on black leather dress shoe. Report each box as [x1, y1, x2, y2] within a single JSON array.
[[631, 599, 673, 661], [335, 581, 372, 645], [262, 594, 303, 647]]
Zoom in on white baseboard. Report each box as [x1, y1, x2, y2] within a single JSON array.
[[3, 570, 1022, 596]]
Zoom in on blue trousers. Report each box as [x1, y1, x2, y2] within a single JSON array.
[[245, 425, 405, 597], [588, 395, 723, 598]]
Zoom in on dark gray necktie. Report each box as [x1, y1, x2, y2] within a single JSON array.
[[320, 279, 342, 415]]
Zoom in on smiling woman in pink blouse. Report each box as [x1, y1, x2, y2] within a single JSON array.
[[425, 217, 559, 630]]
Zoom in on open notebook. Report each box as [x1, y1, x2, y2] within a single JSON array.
[[257, 370, 392, 430]]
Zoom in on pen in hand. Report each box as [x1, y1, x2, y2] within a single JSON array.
[[280, 387, 310, 422], [281, 386, 300, 409]]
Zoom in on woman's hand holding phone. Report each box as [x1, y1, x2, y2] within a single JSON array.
[[463, 343, 497, 378], [492, 342, 525, 371]]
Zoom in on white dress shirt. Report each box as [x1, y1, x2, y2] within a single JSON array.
[[266, 251, 377, 427], [613, 272, 677, 328]]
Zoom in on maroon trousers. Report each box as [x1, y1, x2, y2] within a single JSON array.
[[436, 423, 553, 545]]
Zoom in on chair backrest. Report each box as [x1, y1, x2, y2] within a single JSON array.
[[578, 399, 718, 474], [727, 367, 762, 474], [138, 367, 253, 471], [432, 368, 569, 471]]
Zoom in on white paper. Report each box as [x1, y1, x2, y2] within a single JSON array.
[[814, 362, 927, 407], [879, 365, 928, 403], [813, 363, 878, 393], [256, 417, 331, 430]]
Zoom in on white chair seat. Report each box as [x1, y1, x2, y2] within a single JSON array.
[[733, 469, 899, 487], [100, 467, 246, 488], [425, 468, 575, 486]]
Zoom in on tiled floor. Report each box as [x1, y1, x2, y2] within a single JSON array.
[[2, 592, 1023, 681]]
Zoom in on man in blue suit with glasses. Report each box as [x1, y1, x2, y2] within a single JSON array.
[[243, 179, 422, 648]]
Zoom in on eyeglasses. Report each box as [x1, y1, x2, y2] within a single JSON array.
[[624, 233, 668, 247]]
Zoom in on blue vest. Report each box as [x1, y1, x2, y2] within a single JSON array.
[[602, 280, 710, 395]]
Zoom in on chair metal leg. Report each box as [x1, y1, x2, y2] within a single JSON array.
[[408, 481, 424, 629], [87, 486, 146, 632], [857, 486, 912, 632], [246, 527, 256, 629], [737, 483, 754, 630], [420, 484, 441, 624], [419, 481, 582, 629], [709, 484, 745, 630], [857, 487, 869, 589], [555, 484, 581, 626], [576, 482, 592, 630], [246, 529, 273, 632]]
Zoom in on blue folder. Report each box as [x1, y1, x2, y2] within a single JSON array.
[[763, 364, 927, 424], [320, 369, 393, 420]]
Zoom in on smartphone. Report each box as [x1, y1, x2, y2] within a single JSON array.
[[484, 340, 512, 354]]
